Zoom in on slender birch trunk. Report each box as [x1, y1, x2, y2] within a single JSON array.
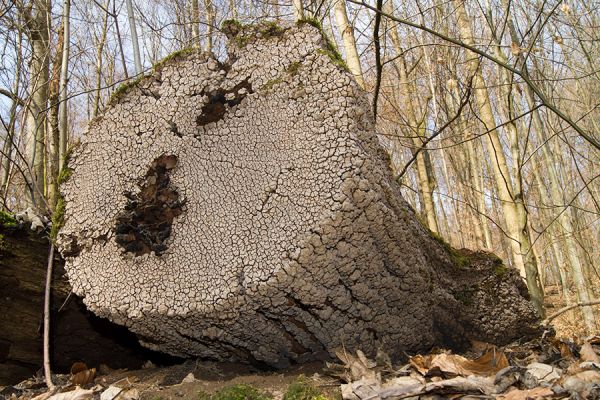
[[386, 1, 439, 233], [1, 29, 23, 198], [113, 0, 129, 79]]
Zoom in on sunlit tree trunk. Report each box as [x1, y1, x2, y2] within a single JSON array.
[[47, 23, 63, 210], [386, 1, 439, 233], [93, 0, 110, 118], [1, 29, 23, 199], [453, 0, 544, 316], [191, 0, 201, 48], [332, 0, 365, 89], [292, 0, 305, 20], [125, 0, 142, 75], [204, 0, 215, 53], [24, 0, 51, 213], [58, 0, 70, 168]]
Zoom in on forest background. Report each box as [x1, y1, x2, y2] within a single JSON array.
[[0, 0, 598, 333]]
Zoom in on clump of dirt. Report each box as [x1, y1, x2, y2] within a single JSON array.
[[115, 154, 184, 256]]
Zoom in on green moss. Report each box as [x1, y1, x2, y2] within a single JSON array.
[[0, 210, 17, 228], [316, 48, 349, 73], [50, 197, 65, 241], [221, 19, 243, 37], [261, 76, 284, 92], [50, 145, 76, 241], [153, 47, 196, 72], [226, 21, 286, 48], [493, 261, 508, 278], [296, 17, 323, 30], [430, 231, 471, 269], [259, 21, 285, 37], [286, 61, 302, 76], [108, 74, 146, 105], [210, 385, 272, 400], [452, 286, 477, 306], [297, 17, 349, 73], [283, 376, 325, 400]]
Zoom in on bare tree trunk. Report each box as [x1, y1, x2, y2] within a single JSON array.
[[43, 242, 55, 390], [125, 0, 142, 75], [24, 0, 51, 213], [1, 29, 23, 199], [385, 1, 439, 233], [191, 0, 201, 48], [203, 0, 215, 53], [93, 0, 110, 118], [501, 5, 596, 329], [58, 0, 70, 168], [230, 0, 238, 19], [47, 23, 63, 210], [332, 0, 365, 89], [292, 0, 305, 20], [113, 0, 129, 80], [453, 0, 544, 316]]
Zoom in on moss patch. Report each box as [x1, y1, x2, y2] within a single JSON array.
[[297, 17, 349, 73], [493, 260, 509, 278], [452, 285, 478, 306], [108, 74, 146, 106], [51, 145, 76, 240], [0, 210, 17, 228], [283, 377, 326, 400], [203, 385, 272, 400], [153, 48, 196, 72], [430, 231, 471, 269], [225, 21, 287, 48]]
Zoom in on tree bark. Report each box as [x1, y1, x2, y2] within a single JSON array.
[[125, 0, 142, 75], [332, 0, 365, 89], [55, 25, 541, 368], [452, 0, 545, 316], [24, 0, 51, 213], [58, 0, 70, 169]]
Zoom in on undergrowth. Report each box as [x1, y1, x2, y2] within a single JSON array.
[[51, 146, 75, 240], [0, 210, 17, 228], [283, 376, 327, 400], [297, 17, 349, 72], [198, 385, 272, 400]]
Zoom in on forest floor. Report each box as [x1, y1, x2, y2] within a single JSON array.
[[1, 288, 599, 400], [2, 331, 599, 400]]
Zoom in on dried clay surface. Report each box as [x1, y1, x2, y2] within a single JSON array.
[[57, 22, 540, 367]]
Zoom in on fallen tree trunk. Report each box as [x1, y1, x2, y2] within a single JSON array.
[[0, 225, 174, 385], [56, 22, 541, 368]]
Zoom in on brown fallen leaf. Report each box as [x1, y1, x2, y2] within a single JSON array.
[[70, 362, 88, 375], [562, 370, 600, 394], [71, 368, 96, 386], [580, 341, 600, 363], [410, 349, 508, 377], [498, 387, 554, 400], [48, 388, 96, 400]]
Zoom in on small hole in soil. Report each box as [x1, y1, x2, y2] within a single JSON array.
[[115, 154, 184, 256]]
